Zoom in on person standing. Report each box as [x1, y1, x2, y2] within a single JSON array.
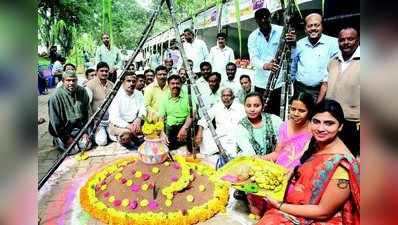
[[144, 65, 169, 115], [208, 32, 235, 80], [291, 13, 339, 102], [321, 27, 360, 156], [95, 32, 122, 83], [182, 28, 209, 74], [248, 8, 295, 115]]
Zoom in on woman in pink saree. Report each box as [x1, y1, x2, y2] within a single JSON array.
[[257, 99, 360, 225], [248, 92, 315, 216]]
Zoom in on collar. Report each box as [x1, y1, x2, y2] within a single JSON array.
[[215, 45, 228, 51], [305, 34, 327, 47], [96, 77, 111, 87], [223, 101, 237, 110], [121, 88, 135, 97], [256, 25, 278, 39], [337, 46, 361, 62], [168, 88, 185, 100], [154, 80, 168, 90]]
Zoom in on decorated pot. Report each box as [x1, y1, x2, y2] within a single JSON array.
[[138, 137, 169, 164]]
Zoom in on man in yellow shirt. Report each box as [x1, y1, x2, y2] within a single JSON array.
[[144, 65, 168, 115]]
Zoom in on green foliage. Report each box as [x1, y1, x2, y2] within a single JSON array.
[[68, 32, 96, 66]]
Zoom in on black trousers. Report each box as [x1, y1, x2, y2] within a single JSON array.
[[339, 120, 360, 157], [165, 124, 193, 152], [254, 86, 281, 116]]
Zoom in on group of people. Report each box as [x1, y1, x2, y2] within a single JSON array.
[[46, 7, 360, 224]]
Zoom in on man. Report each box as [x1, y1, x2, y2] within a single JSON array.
[[291, 13, 339, 101], [195, 88, 245, 156], [236, 74, 255, 104], [95, 32, 122, 83], [202, 72, 224, 111], [144, 69, 155, 85], [159, 75, 193, 151], [49, 45, 60, 64], [108, 73, 145, 148], [208, 32, 235, 80], [222, 62, 241, 95], [196, 61, 212, 96], [164, 58, 176, 76], [144, 65, 169, 115], [52, 56, 66, 84], [149, 49, 161, 70], [63, 63, 76, 72], [81, 68, 96, 87], [248, 8, 295, 115], [322, 27, 360, 156], [163, 40, 182, 70], [135, 74, 146, 93], [86, 62, 115, 146], [182, 28, 209, 74], [48, 71, 91, 154], [178, 68, 188, 84]]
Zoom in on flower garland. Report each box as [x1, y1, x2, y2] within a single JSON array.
[[80, 156, 229, 225]]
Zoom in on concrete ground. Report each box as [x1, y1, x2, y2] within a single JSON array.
[[38, 85, 256, 225]]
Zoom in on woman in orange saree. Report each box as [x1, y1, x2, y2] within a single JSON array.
[[256, 99, 360, 225]]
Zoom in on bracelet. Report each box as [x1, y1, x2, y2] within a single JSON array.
[[278, 201, 284, 210]]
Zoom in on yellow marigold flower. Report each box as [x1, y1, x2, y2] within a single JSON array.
[[121, 199, 129, 207], [141, 183, 149, 191], [100, 184, 107, 191], [165, 199, 172, 207], [140, 199, 149, 207], [135, 171, 142, 178], [108, 196, 115, 203], [114, 172, 123, 181], [126, 179, 133, 187], [199, 185, 206, 192], [151, 167, 160, 174], [186, 195, 194, 202]]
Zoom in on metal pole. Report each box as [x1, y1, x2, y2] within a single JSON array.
[[38, 0, 166, 190]]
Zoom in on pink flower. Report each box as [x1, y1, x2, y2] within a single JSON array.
[[103, 192, 110, 198], [171, 175, 178, 182], [172, 163, 180, 170], [131, 184, 140, 192], [113, 199, 121, 207], [142, 173, 151, 181], [121, 178, 127, 184], [129, 200, 138, 209], [148, 200, 159, 210]]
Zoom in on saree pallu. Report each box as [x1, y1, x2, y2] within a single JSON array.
[[257, 154, 360, 225]]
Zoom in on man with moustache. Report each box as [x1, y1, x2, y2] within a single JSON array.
[[95, 32, 122, 83], [236, 74, 255, 104], [195, 88, 246, 156], [196, 61, 212, 96], [222, 62, 241, 95], [108, 73, 146, 148], [144, 65, 169, 115], [208, 32, 235, 80], [182, 28, 209, 74], [48, 71, 91, 154], [135, 73, 146, 93], [291, 13, 339, 102], [248, 8, 296, 115], [144, 69, 155, 85], [85, 62, 115, 146], [322, 27, 360, 156], [159, 75, 193, 151]]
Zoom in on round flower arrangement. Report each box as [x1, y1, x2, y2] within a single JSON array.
[[80, 156, 229, 225], [141, 112, 164, 139]]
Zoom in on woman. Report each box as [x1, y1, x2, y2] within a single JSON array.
[[248, 92, 315, 216], [257, 99, 360, 225], [234, 92, 283, 156], [265, 92, 315, 170]]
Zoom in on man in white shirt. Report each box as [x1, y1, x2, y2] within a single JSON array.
[[222, 62, 241, 95], [108, 73, 146, 148], [182, 28, 209, 74], [195, 87, 246, 156], [95, 32, 122, 83], [208, 32, 235, 81]]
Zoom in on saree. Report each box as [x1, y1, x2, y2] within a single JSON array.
[[275, 121, 312, 170], [256, 154, 360, 225]]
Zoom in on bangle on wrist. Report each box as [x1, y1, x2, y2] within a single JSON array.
[[278, 202, 284, 210]]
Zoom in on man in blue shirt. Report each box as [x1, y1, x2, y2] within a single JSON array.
[[291, 13, 339, 102], [248, 8, 295, 115]]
